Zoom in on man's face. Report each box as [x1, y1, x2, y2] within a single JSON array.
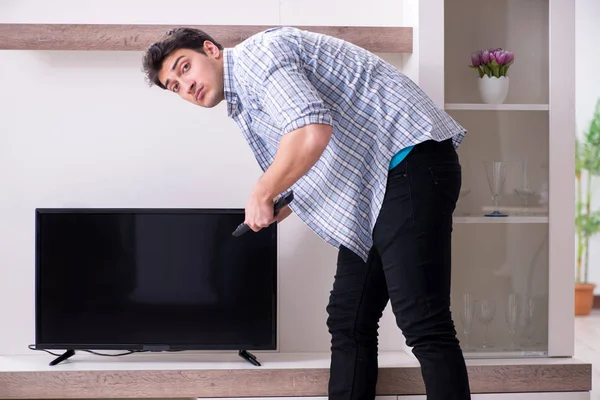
[[158, 41, 224, 108]]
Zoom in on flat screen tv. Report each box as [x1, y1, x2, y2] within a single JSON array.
[[34, 208, 277, 366]]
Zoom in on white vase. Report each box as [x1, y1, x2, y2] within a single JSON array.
[[477, 75, 509, 104]]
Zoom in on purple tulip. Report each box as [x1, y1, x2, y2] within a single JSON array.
[[468, 48, 514, 77], [505, 51, 514, 63], [482, 50, 490, 64], [496, 51, 507, 64]]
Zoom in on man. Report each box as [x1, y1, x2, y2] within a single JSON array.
[[142, 26, 471, 400]]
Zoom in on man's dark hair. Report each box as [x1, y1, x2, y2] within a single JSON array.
[[142, 27, 223, 89]]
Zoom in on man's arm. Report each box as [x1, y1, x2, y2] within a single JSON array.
[[236, 33, 334, 231], [257, 123, 332, 200], [244, 123, 332, 231]]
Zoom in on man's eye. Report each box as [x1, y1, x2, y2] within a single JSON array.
[[183, 63, 189, 72], [173, 83, 179, 92]]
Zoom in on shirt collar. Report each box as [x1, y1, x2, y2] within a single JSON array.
[[222, 48, 238, 117]]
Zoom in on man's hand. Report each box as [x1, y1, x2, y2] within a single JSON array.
[[244, 188, 278, 232], [243, 196, 292, 232]]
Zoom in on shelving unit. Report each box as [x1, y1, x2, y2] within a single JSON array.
[[0, 23, 412, 53], [440, 0, 575, 363], [445, 104, 549, 111], [453, 216, 549, 224], [0, 352, 591, 398]]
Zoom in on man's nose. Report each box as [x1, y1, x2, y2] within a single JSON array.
[[182, 80, 195, 95]]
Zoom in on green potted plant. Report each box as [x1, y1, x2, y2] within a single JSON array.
[[575, 98, 600, 315]]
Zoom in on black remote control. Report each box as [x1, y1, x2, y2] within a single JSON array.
[[232, 191, 294, 237]]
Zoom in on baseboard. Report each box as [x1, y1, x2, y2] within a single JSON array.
[[594, 295, 600, 309]]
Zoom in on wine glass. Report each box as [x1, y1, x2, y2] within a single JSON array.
[[514, 161, 536, 215], [459, 292, 475, 351], [522, 298, 535, 347], [476, 299, 496, 348], [505, 293, 521, 350], [484, 161, 508, 217]]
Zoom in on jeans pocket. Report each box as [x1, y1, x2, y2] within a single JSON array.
[[374, 162, 415, 243], [428, 163, 462, 216]]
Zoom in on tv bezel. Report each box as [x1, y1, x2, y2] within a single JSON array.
[[33, 207, 278, 353]]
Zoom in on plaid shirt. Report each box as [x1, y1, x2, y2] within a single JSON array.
[[223, 27, 466, 261]]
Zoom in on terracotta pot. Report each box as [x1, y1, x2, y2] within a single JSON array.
[[575, 283, 596, 316]]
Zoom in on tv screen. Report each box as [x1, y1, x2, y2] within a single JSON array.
[[34, 208, 277, 353]]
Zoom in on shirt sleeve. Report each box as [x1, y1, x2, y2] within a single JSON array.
[[235, 33, 334, 143]]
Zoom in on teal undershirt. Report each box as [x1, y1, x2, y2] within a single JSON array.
[[389, 146, 414, 170]]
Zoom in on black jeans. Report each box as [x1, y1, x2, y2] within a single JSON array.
[[326, 139, 471, 400]]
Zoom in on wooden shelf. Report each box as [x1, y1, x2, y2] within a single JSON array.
[[0, 352, 591, 398], [454, 216, 549, 224], [0, 24, 413, 53], [445, 104, 549, 111]]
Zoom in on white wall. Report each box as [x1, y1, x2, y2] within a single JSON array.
[[576, 0, 600, 293], [0, 1, 414, 355]]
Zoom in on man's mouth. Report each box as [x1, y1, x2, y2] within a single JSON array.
[[195, 87, 204, 101]]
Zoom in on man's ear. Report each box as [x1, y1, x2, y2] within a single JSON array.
[[203, 40, 221, 58]]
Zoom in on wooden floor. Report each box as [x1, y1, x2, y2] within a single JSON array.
[[575, 309, 600, 400]]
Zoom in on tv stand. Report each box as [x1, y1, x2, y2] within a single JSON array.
[[238, 350, 260, 366], [49, 349, 75, 366]]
